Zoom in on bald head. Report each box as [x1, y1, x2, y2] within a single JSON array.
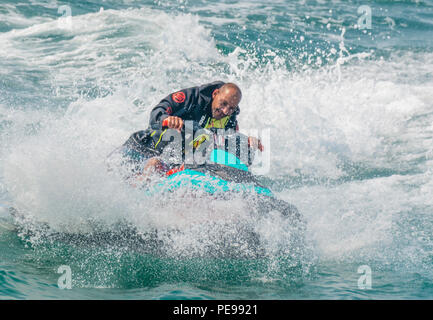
[[211, 82, 242, 120], [220, 83, 242, 101]]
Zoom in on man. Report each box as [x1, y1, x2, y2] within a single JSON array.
[[150, 81, 241, 132], [113, 81, 263, 176]]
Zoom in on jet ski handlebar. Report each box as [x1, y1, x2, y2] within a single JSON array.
[[161, 119, 257, 165], [162, 118, 238, 137]]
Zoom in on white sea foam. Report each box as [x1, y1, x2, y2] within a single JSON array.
[[1, 6, 432, 266]]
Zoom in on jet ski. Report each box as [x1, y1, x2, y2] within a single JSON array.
[[117, 119, 301, 222]]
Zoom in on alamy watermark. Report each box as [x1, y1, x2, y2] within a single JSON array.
[[357, 265, 372, 290], [357, 5, 372, 30], [49, 1, 73, 30], [57, 265, 72, 289], [58, 5, 72, 30]]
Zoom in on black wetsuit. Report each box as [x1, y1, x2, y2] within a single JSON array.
[[124, 81, 239, 153], [112, 81, 241, 171], [149, 81, 239, 131]]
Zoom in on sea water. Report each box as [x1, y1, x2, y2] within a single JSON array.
[[0, 0, 432, 299]]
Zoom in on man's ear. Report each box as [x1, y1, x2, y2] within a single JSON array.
[[212, 89, 219, 99]]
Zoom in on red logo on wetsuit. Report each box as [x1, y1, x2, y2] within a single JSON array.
[[172, 92, 186, 103]]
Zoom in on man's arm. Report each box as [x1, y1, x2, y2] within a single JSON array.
[[149, 89, 193, 130]]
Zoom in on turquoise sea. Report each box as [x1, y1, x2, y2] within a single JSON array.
[[1, 0, 433, 299]]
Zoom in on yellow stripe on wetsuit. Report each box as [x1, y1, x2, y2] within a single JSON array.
[[205, 116, 229, 129], [154, 129, 167, 148], [191, 116, 230, 149]]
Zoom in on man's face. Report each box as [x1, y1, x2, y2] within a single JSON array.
[[211, 87, 241, 120]]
